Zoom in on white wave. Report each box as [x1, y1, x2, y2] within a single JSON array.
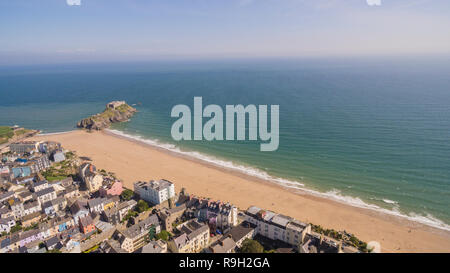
[[107, 129, 304, 189], [301, 189, 450, 231], [382, 199, 399, 205], [106, 129, 450, 232]]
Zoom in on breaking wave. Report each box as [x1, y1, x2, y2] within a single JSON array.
[[107, 129, 450, 232]]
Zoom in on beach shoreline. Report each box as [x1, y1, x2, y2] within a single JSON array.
[[32, 129, 450, 253]]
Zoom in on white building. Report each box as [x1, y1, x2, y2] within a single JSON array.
[[9, 141, 40, 154], [22, 201, 41, 217], [134, 179, 175, 205], [52, 151, 66, 163], [32, 180, 49, 193], [244, 206, 311, 248], [0, 217, 16, 233], [35, 187, 57, 205]]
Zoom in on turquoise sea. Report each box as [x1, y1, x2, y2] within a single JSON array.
[[1, 57, 449, 230]]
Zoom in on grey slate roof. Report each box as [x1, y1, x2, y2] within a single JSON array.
[[35, 187, 55, 198]]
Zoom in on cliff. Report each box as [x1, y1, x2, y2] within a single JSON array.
[[77, 101, 137, 131]]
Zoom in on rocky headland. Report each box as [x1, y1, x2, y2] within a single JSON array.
[[77, 101, 137, 130]]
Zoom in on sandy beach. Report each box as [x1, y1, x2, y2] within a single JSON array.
[[33, 130, 450, 253]]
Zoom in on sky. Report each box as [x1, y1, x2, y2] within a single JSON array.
[[0, 0, 450, 65]]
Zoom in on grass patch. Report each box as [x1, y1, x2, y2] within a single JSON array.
[[0, 126, 14, 144], [0, 126, 32, 144]]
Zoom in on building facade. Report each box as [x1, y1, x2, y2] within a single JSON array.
[[244, 206, 311, 249], [134, 179, 175, 205]]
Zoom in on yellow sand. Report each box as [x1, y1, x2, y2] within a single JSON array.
[[33, 130, 450, 253]]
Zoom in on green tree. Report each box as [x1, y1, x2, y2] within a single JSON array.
[[155, 230, 171, 241], [120, 189, 134, 201], [136, 200, 149, 213], [122, 210, 138, 223], [10, 223, 22, 234], [240, 239, 264, 253], [148, 225, 156, 240]]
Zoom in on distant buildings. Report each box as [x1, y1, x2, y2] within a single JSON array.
[[134, 179, 175, 205], [107, 101, 126, 109], [9, 141, 40, 154]]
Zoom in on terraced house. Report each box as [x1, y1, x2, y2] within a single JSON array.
[[168, 219, 210, 253], [9, 141, 40, 154], [116, 214, 161, 253], [35, 186, 57, 205]]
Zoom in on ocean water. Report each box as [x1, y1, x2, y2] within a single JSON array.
[[1, 57, 449, 230]]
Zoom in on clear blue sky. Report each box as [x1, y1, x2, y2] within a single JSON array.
[[1, 0, 449, 64]]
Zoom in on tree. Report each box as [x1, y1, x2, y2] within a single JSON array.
[[148, 225, 156, 240], [155, 230, 171, 241], [122, 210, 138, 223], [120, 189, 134, 201], [136, 200, 149, 213], [10, 223, 22, 234], [240, 239, 264, 253]]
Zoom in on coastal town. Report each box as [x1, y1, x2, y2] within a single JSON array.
[[0, 129, 367, 253]]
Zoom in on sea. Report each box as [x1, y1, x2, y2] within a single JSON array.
[[1, 56, 449, 231]]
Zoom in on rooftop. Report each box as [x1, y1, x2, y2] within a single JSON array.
[[35, 186, 55, 198], [228, 222, 256, 242], [134, 179, 173, 192], [210, 237, 236, 253], [122, 214, 159, 239]]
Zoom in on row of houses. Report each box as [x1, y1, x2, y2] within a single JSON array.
[[0, 141, 135, 253]]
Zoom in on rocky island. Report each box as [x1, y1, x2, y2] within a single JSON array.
[[77, 101, 137, 130]]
